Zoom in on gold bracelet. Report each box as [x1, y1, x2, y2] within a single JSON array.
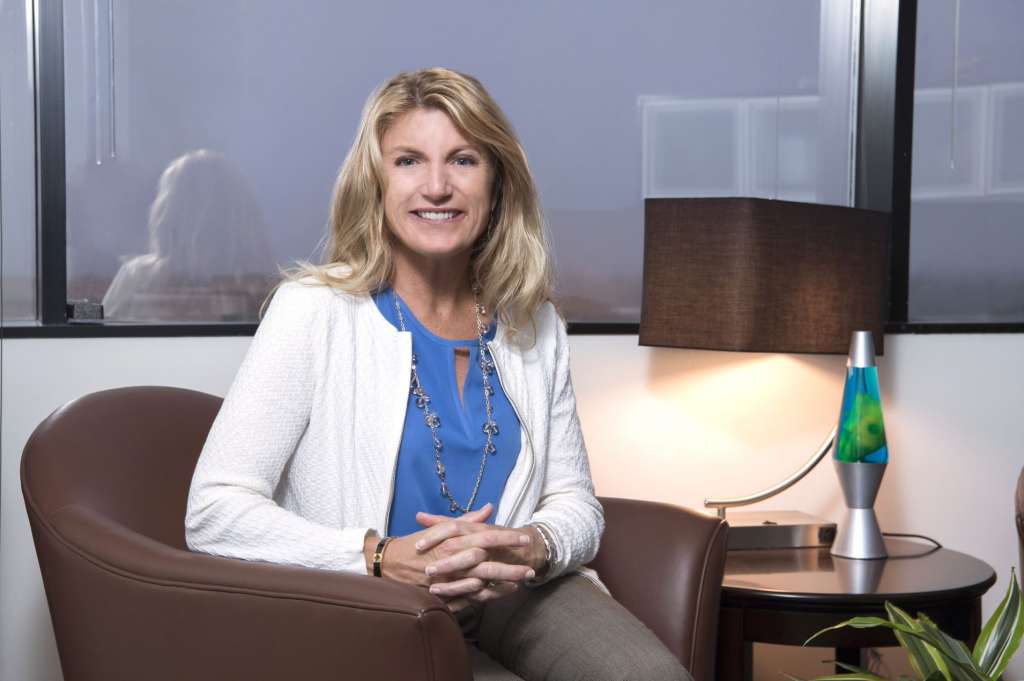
[[372, 536, 393, 578]]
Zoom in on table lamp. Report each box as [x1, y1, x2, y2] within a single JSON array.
[[640, 197, 890, 552]]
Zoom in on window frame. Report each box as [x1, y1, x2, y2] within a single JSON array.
[[6, 0, 1023, 340]]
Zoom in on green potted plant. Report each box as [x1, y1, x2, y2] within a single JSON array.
[[786, 569, 1023, 681]]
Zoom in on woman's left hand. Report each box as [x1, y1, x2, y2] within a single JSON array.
[[414, 510, 547, 603]]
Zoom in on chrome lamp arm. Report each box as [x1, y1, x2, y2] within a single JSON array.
[[703, 426, 837, 519]]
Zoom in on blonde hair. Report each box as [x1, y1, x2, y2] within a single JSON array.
[[285, 67, 553, 342]]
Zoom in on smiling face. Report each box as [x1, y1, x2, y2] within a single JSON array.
[[380, 107, 495, 271]]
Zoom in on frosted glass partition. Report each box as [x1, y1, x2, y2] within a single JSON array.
[[63, 0, 855, 323], [910, 1, 1024, 322], [1, 0, 38, 322]]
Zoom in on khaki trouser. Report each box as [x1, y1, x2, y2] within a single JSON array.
[[458, 574, 693, 681]]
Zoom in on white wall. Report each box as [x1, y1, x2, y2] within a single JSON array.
[[2, 332, 1022, 680]]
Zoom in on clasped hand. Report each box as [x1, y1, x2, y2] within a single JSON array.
[[381, 503, 545, 612]]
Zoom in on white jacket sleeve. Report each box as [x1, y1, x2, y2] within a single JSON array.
[[528, 306, 605, 581], [185, 282, 372, 574]]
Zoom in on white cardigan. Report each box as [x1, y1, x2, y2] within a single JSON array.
[[185, 281, 604, 584]]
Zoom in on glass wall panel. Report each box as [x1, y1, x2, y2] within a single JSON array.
[[1, 0, 38, 322], [63, 0, 855, 323], [910, 1, 1024, 322]]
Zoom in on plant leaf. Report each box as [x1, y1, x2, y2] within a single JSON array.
[[885, 602, 951, 681], [798, 671, 888, 675], [799, 604, 995, 681], [972, 594, 1006, 672], [804, 613, 935, 650], [848, 606, 984, 681], [832, 661, 887, 679], [798, 675, 890, 681], [914, 613, 988, 681], [804, 617, 904, 646], [972, 567, 1024, 679]]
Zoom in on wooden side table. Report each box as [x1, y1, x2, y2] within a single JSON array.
[[716, 538, 996, 681]]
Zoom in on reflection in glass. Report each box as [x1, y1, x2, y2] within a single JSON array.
[[909, 1, 1024, 322], [102, 150, 275, 321], [61, 1, 856, 323], [59, 0, 856, 323]]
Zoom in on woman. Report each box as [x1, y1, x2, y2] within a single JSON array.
[[185, 67, 689, 681]]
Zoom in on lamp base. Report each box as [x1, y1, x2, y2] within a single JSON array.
[[831, 460, 887, 559], [831, 507, 887, 559], [725, 510, 836, 550]]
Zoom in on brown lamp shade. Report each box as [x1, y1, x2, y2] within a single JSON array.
[[640, 198, 890, 354]]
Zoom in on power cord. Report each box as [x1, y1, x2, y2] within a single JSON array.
[[881, 531, 942, 558], [882, 531, 942, 548]]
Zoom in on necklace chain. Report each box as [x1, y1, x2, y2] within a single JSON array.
[[393, 287, 497, 514]]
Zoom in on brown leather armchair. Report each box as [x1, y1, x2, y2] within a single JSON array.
[[22, 386, 727, 681]]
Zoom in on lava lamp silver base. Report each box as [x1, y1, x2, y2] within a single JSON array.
[[830, 460, 887, 560]]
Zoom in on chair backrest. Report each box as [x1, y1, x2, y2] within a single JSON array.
[[22, 386, 222, 550]]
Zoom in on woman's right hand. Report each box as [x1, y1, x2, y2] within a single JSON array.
[[365, 504, 535, 603]]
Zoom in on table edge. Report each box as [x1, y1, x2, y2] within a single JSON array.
[[722, 571, 996, 610]]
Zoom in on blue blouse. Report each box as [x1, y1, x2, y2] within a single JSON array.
[[373, 288, 522, 537]]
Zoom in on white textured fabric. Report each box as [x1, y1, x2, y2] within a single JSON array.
[[185, 281, 604, 584]]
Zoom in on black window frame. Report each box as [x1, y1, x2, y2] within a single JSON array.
[[5, 0, 1023, 340]]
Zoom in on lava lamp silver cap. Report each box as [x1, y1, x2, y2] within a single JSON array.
[[847, 331, 877, 368]]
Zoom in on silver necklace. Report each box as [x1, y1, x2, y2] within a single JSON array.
[[393, 288, 497, 514]]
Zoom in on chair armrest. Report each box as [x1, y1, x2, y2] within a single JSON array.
[[588, 496, 728, 681], [37, 504, 471, 681]]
